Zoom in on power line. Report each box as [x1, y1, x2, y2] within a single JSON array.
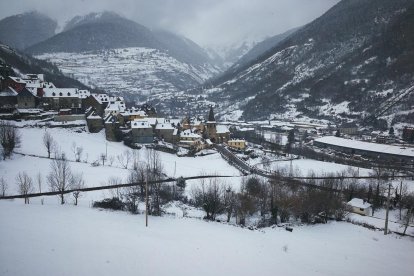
[[0, 175, 235, 200]]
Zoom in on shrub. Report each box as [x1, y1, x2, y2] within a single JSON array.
[[92, 197, 125, 211]]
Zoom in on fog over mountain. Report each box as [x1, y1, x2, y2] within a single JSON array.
[[0, 0, 339, 48]]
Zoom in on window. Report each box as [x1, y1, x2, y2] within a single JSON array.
[[59, 92, 63, 96], [52, 92, 56, 96], [359, 208, 364, 211]]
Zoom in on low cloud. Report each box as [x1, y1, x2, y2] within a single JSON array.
[[0, 0, 339, 47]]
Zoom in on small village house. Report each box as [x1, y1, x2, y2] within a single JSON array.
[[86, 109, 104, 133], [17, 87, 39, 108], [339, 122, 358, 136], [131, 120, 154, 144], [228, 139, 247, 150]]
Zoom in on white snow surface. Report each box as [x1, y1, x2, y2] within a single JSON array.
[[0, 201, 413, 276], [315, 136, 414, 158], [1, 126, 242, 204], [272, 159, 372, 177]]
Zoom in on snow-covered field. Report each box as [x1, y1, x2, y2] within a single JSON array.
[[0, 200, 413, 276], [270, 158, 372, 177], [0, 126, 242, 204]]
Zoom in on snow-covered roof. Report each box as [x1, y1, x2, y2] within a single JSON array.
[[229, 139, 246, 143], [156, 118, 166, 124], [180, 129, 201, 139], [156, 123, 175, 130], [8, 76, 26, 84], [216, 125, 230, 134], [91, 93, 110, 104], [87, 112, 102, 120], [0, 87, 18, 96], [147, 118, 157, 126], [131, 120, 151, 129], [43, 88, 78, 98], [348, 198, 371, 209], [105, 100, 126, 113], [315, 136, 414, 158], [123, 109, 147, 117], [78, 90, 91, 99]]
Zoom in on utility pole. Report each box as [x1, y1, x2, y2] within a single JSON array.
[[105, 142, 108, 158], [384, 183, 391, 235], [145, 174, 149, 227]]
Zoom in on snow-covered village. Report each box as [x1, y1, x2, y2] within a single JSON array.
[[1, 1, 414, 276]]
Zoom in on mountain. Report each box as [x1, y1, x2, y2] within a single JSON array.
[[0, 43, 89, 89], [25, 12, 162, 55], [209, 41, 257, 69], [0, 12, 57, 50], [26, 12, 220, 101], [230, 27, 301, 71], [207, 0, 414, 123]]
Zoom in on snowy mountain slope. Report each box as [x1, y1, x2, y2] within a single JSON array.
[[26, 12, 220, 98], [230, 26, 301, 72], [1, 200, 413, 276], [206, 0, 414, 122], [35, 47, 220, 101], [0, 12, 57, 50]]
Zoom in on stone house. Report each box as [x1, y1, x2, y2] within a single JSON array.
[[17, 88, 39, 108], [0, 87, 17, 111], [155, 123, 175, 143], [104, 114, 122, 142], [86, 111, 104, 133], [339, 122, 358, 136], [42, 88, 83, 113], [131, 120, 154, 144]]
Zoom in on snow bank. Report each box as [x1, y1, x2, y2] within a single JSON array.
[[0, 201, 413, 276]]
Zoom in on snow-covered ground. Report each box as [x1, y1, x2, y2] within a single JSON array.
[[1, 126, 242, 204], [270, 158, 372, 177], [0, 200, 413, 276]]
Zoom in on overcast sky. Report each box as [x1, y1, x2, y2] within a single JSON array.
[[0, 0, 339, 48]]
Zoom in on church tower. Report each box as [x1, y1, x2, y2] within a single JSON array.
[[206, 106, 217, 142]]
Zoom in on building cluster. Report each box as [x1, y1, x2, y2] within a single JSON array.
[[0, 74, 92, 113], [0, 73, 241, 150], [127, 106, 231, 150]]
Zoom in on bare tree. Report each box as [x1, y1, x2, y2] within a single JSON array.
[[124, 171, 142, 213], [192, 176, 224, 220], [43, 131, 55, 158], [0, 176, 7, 197], [146, 149, 165, 216], [47, 154, 72, 204], [36, 172, 44, 205], [71, 142, 83, 162], [16, 172, 33, 204], [117, 149, 132, 169], [71, 173, 85, 206], [108, 176, 123, 199], [223, 185, 237, 222], [0, 121, 21, 160], [108, 155, 115, 166], [401, 192, 414, 235]]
